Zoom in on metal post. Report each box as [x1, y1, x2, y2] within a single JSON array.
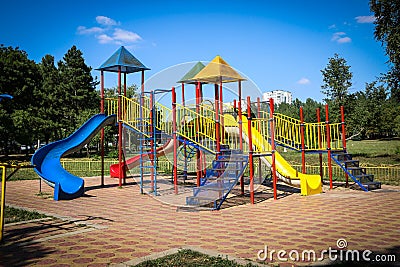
[[196, 82, 201, 187], [317, 108, 323, 182], [257, 97, 262, 183], [341, 106, 348, 187], [326, 105, 333, 189], [150, 92, 154, 192], [172, 87, 178, 194], [100, 70, 105, 187], [219, 79, 224, 131], [247, 96, 254, 204], [269, 98, 278, 200], [300, 106, 306, 174], [214, 84, 221, 154], [118, 66, 123, 187]]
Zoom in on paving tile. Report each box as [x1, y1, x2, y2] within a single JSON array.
[[1, 178, 399, 266]]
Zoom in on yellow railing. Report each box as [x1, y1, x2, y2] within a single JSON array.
[[175, 103, 217, 153], [274, 113, 343, 151]]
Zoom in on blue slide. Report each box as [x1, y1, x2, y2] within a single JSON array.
[[32, 114, 116, 200]]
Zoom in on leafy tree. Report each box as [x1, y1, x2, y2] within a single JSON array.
[[320, 53, 353, 120], [370, 0, 400, 101], [0, 45, 41, 154], [57, 45, 99, 137], [35, 54, 62, 143]]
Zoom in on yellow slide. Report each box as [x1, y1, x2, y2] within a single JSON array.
[[225, 115, 322, 196]]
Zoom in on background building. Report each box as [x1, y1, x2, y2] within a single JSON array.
[[262, 90, 292, 105]]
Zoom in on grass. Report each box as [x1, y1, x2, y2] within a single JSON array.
[[4, 206, 48, 224], [134, 249, 258, 267]]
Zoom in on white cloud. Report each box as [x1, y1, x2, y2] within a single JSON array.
[[96, 16, 119, 26], [355, 15, 375, 23], [97, 34, 114, 44], [77, 16, 143, 45], [328, 24, 336, 29], [337, 36, 352, 43], [297, 78, 310, 85], [113, 28, 142, 43], [76, 26, 104, 35], [331, 32, 352, 44]]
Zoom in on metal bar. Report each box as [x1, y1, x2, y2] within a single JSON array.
[[269, 98, 278, 200], [247, 96, 254, 204], [172, 87, 178, 194]]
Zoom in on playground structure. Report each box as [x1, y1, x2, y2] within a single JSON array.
[[31, 46, 381, 209]]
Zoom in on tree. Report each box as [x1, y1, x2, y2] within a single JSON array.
[[57, 46, 99, 137], [370, 0, 400, 101], [35, 54, 62, 143], [0, 45, 41, 154], [320, 53, 353, 122]]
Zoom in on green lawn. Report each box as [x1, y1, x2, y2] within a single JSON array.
[[4, 206, 48, 224], [134, 249, 258, 267]]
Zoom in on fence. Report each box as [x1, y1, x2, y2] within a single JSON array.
[[6, 159, 400, 186]]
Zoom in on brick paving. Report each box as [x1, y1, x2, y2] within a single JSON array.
[[1, 177, 399, 266]]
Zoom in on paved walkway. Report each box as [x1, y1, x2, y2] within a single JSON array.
[[1, 177, 399, 266]]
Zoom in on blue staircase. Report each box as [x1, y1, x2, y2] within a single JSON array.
[[331, 150, 381, 191], [186, 147, 248, 210]]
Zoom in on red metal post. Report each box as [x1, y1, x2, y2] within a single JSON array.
[[172, 87, 178, 194], [326, 105, 333, 189], [317, 108, 323, 182], [238, 81, 243, 151], [118, 66, 123, 187], [300, 106, 306, 174], [214, 84, 221, 154], [341, 105, 349, 187], [247, 96, 254, 204], [196, 82, 201, 187], [122, 73, 127, 184], [219, 79, 224, 131], [100, 70, 105, 186], [269, 98, 278, 200]]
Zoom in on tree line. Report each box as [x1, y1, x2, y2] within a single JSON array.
[[0, 45, 124, 156]]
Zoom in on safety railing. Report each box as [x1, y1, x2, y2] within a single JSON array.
[[175, 103, 217, 153], [274, 113, 344, 151]]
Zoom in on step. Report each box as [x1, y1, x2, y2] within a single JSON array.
[[363, 181, 381, 191], [204, 175, 238, 182], [343, 160, 359, 167], [355, 174, 374, 183], [193, 185, 226, 194], [186, 196, 216, 206], [215, 158, 248, 163], [347, 167, 367, 176], [212, 167, 243, 171]]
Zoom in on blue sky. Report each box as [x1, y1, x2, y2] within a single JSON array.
[[1, 0, 388, 103]]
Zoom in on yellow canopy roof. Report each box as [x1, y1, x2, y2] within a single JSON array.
[[192, 55, 246, 84]]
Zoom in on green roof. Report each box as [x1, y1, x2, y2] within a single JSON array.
[[96, 46, 149, 73], [177, 62, 206, 84]]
